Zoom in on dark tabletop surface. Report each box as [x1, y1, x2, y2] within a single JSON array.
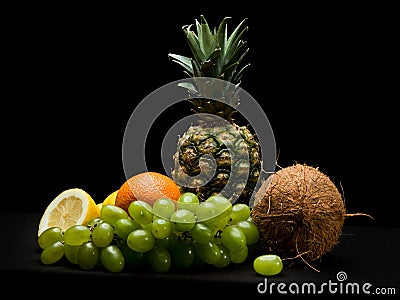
[[1, 212, 399, 297]]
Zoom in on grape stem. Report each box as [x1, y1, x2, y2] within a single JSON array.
[[178, 231, 193, 242], [214, 230, 223, 239]]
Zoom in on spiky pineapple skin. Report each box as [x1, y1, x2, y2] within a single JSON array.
[[171, 122, 262, 204]]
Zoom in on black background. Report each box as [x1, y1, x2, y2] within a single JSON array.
[[3, 3, 397, 228]]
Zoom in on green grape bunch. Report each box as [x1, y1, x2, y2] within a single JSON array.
[[37, 193, 261, 274]]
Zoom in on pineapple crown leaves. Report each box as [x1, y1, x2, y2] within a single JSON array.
[[168, 16, 250, 121], [168, 15, 250, 85]]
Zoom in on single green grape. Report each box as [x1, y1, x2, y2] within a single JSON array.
[[92, 222, 115, 247], [253, 254, 283, 276], [63, 225, 91, 246], [117, 240, 145, 269], [100, 244, 125, 273], [194, 241, 221, 265], [221, 225, 247, 252], [196, 199, 230, 234], [78, 241, 100, 270], [236, 220, 259, 245], [196, 196, 227, 222], [206, 195, 232, 216], [190, 223, 213, 244], [195, 201, 219, 223], [115, 218, 141, 240], [147, 246, 171, 273], [170, 209, 196, 232], [38, 227, 63, 249], [213, 244, 231, 268], [203, 214, 229, 235], [230, 245, 248, 264], [86, 217, 104, 228], [127, 229, 155, 252], [170, 239, 194, 269], [64, 243, 80, 264], [177, 192, 199, 212], [228, 203, 251, 224], [155, 233, 178, 251], [152, 197, 176, 219], [101, 204, 129, 227], [152, 218, 172, 239], [192, 251, 206, 267], [40, 241, 64, 265], [128, 201, 153, 225]]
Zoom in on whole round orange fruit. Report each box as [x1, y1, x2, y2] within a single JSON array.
[[115, 172, 181, 212]]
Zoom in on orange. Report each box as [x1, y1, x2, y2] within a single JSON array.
[[115, 172, 181, 212]]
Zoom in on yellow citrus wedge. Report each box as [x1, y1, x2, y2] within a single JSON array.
[[103, 190, 118, 206], [38, 188, 100, 236]]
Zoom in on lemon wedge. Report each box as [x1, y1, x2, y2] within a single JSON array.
[[38, 188, 100, 236]]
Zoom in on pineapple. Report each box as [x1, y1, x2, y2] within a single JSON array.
[[168, 15, 262, 205]]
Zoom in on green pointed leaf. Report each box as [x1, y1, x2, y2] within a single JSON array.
[[168, 53, 192, 68], [225, 47, 249, 76], [216, 17, 230, 54], [177, 82, 198, 94], [199, 15, 214, 58], [225, 41, 248, 66], [168, 53, 193, 74], [183, 25, 205, 64], [172, 60, 194, 75], [232, 63, 250, 84], [210, 47, 223, 76], [191, 59, 203, 77], [221, 62, 239, 82], [225, 26, 248, 64], [224, 20, 228, 47], [225, 18, 247, 55], [235, 49, 250, 70], [195, 18, 202, 38], [207, 47, 221, 61]]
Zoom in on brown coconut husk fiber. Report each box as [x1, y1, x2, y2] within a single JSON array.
[[251, 163, 372, 271]]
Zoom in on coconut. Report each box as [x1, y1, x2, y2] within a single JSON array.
[[251, 163, 369, 267]]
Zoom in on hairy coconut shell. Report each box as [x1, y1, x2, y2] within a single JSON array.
[[251, 163, 346, 262]]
